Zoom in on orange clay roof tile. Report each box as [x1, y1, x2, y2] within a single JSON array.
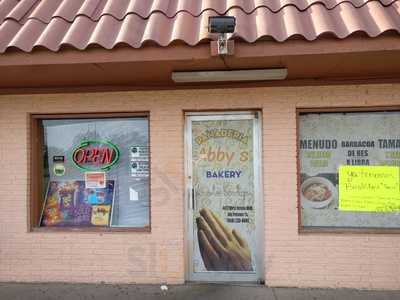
[[0, 0, 399, 53]]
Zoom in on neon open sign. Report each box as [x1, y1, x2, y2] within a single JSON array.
[[72, 140, 120, 171]]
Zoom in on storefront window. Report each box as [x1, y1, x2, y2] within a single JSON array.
[[31, 114, 150, 230], [299, 110, 400, 230]]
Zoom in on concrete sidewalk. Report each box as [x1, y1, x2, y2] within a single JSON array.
[[1, 283, 400, 300]]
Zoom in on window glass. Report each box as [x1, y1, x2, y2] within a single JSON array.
[[299, 111, 400, 229], [40, 117, 149, 228]]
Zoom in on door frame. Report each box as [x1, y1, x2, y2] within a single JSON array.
[[184, 111, 265, 282]]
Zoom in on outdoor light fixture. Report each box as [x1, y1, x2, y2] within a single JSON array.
[[171, 69, 288, 83], [208, 16, 236, 55], [208, 16, 236, 34]]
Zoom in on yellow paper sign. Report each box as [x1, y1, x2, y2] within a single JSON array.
[[339, 166, 400, 212]]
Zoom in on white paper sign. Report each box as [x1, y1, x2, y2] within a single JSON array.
[[129, 187, 139, 201], [130, 146, 149, 161], [130, 161, 149, 177]]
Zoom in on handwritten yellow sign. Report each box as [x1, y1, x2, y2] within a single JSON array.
[[339, 166, 400, 212]]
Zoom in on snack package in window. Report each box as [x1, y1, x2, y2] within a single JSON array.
[[91, 205, 111, 226]]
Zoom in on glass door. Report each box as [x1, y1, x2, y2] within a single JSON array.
[[185, 112, 263, 282]]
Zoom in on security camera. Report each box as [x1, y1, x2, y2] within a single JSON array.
[[208, 16, 236, 34]]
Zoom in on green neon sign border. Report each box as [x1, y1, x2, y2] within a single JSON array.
[[71, 140, 120, 172]]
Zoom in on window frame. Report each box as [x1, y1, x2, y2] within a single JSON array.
[[296, 106, 400, 234], [29, 112, 151, 233]]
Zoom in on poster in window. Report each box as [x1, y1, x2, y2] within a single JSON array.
[[40, 180, 115, 227], [84, 172, 106, 189], [299, 111, 400, 228]]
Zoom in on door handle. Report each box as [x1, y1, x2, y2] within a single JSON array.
[[192, 187, 195, 211], [188, 187, 194, 210]]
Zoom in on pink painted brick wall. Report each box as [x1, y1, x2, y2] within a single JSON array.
[[0, 84, 399, 288]]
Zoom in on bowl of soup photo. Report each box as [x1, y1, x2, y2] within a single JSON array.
[[300, 176, 336, 209]]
